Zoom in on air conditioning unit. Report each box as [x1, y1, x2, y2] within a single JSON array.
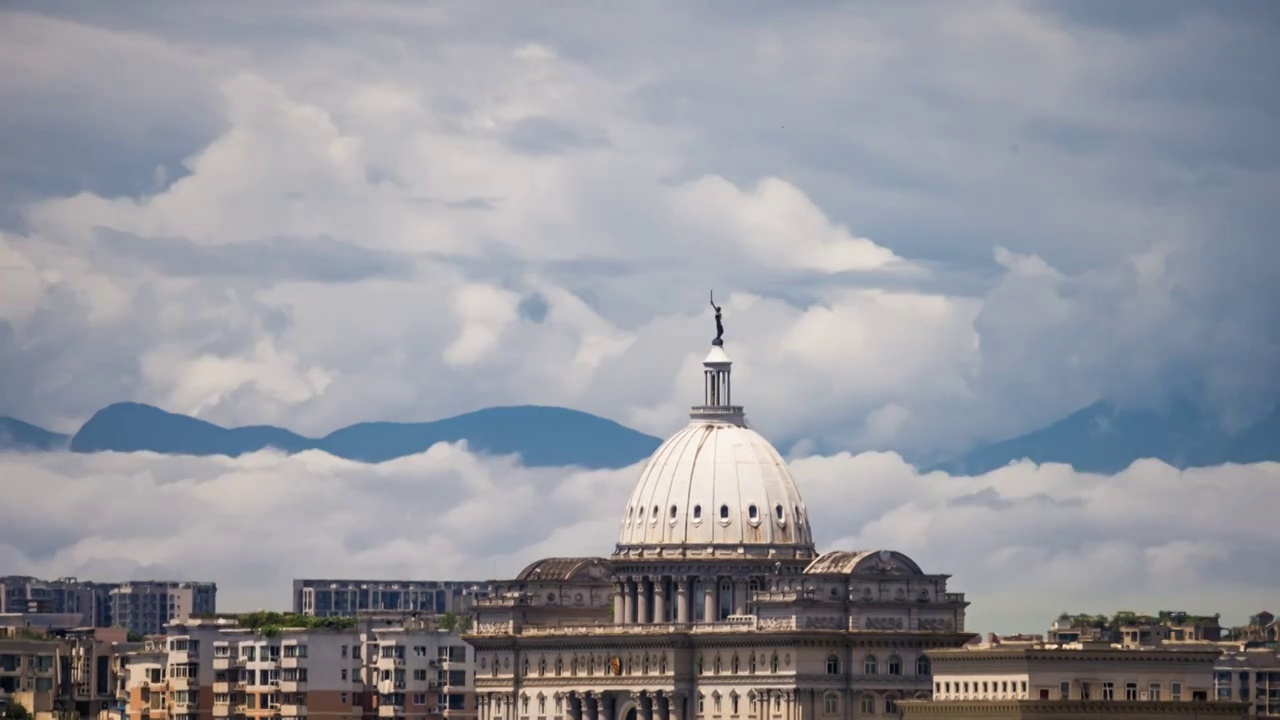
[[430, 706, 444, 714]]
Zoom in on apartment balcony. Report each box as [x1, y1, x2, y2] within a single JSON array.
[[213, 656, 236, 671], [378, 706, 404, 718], [213, 682, 231, 694], [376, 680, 407, 694], [213, 706, 230, 718], [168, 651, 193, 665], [169, 677, 192, 691], [280, 657, 304, 670], [278, 680, 306, 693], [280, 704, 306, 717]]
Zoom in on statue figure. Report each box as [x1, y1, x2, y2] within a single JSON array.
[[710, 291, 725, 346]]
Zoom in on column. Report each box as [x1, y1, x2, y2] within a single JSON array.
[[702, 580, 716, 622], [675, 579, 690, 624], [653, 577, 667, 623], [733, 579, 747, 616], [623, 579, 636, 625], [613, 582, 625, 624], [637, 577, 650, 625], [569, 695, 582, 720], [656, 692, 671, 720], [590, 694, 604, 720]]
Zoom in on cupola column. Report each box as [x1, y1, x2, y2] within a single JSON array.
[[702, 580, 716, 622], [675, 579, 690, 624], [733, 579, 747, 616], [653, 577, 667, 623], [612, 582, 625, 624], [623, 579, 636, 624], [637, 577, 650, 624]]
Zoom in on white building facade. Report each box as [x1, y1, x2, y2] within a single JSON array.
[[467, 334, 973, 720]]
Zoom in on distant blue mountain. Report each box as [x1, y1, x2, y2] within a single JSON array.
[[63, 402, 661, 469], [0, 416, 70, 451], [932, 399, 1280, 475]]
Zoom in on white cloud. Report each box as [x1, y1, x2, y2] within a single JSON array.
[[1, 446, 1275, 633]]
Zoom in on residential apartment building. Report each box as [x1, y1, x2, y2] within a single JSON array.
[[0, 577, 217, 636], [0, 636, 64, 720], [293, 581, 486, 619], [361, 623, 474, 719], [900, 641, 1248, 719], [118, 617, 475, 720], [1215, 647, 1280, 717]]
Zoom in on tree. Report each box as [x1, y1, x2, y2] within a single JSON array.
[[438, 612, 458, 632], [3, 702, 33, 720]]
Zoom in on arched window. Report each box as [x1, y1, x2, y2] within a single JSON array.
[[554, 657, 562, 676], [858, 695, 874, 715], [693, 505, 702, 521], [823, 692, 839, 716], [885, 696, 899, 714], [864, 654, 878, 675], [538, 658, 546, 676], [749, 654, 757, 674], [720, 504, 730, 521], [775, 504, 785, 522], [731, 654, 740, 673], [748, 504, 759, 522], [730, 693, 739, 715], [826, 654, 840, 675], [520, 695, 529, 714], [888, 655, 902, 675], [670, 505, 678, 519], [714, 655, 722, 674], [697, 694, 705, 714], [696, 655, 704, 675], [660, 654, 667, 674], [770, 653, 779, 673], [537, 695, 545, 714], [587, 656, 595, 675], [916, 655, 931, 676], [642, 655, 649, 674], [521, 658, 529, 677]]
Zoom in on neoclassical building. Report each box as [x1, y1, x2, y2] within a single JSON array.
[[466, 331, 973, 720]]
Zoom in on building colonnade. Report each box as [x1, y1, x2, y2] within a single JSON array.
[[612, 576, 758, 624]]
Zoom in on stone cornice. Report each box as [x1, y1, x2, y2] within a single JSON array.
[[896, 699, 1250, 716]]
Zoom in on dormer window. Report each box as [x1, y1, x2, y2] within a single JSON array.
[[775, 504, 785, 523], [670, 505, 678, 519], [747, 505, 759, 524], [719, 504, 730, 521], [692, 505, 702, 522]]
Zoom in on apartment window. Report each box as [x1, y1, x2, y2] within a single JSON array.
[[916, 656, 930, 676], [1149, 683, 1161, 701], [1038, 689, 1050, 700], [859, 696, 874, 714], [825, 655, 840, 675], [341, 693, 348, 705], [1171, 683, 1182, 701], [414, 694, 427, 705], [1081, 683, 1092, 700], [823, 693, 838, 715], [884, 697, 898, 714], [1021, 681, 1027, 695], [1102, 682, 1115, 700], [412, 669, 425, 681], [1059, 681, 1070, 700], [1125, 682, 1138, 701], [1001, 681, 1008, 694], [864, 655, 878, 675], [341, 646, 348, 659]]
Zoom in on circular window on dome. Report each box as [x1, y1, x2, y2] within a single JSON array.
[[691, 504, 703, 524], [747, 504, 760, 526]]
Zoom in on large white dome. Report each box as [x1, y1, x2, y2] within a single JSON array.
[[613, 345, 816, 559]]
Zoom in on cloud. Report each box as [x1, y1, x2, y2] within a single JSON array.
[[0, 0, 1275, 460], [1, 445, 1276, 633]]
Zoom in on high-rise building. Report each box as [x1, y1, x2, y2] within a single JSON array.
[[293, 581, 485, 618], [0, 577, 217, 636]]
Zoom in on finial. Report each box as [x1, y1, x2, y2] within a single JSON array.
[[709, 290, 724, 347]]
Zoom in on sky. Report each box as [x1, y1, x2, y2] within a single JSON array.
[[0, 0, 1277, 633]]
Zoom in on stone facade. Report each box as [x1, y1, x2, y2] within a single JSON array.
[[465, 338, 973, 720]]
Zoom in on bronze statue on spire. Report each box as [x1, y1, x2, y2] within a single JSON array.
[[710, 290, 724, 346]]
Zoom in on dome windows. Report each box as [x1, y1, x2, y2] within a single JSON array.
[[719, 504, 731, 525], [651, 505, 659, 523], [775, 504, 785, 524], [747, 504, 760, 526], [692, 504, 703, 523], [669, 505, 678, 523]]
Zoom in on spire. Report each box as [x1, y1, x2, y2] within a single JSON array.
[[691, 293, 745, 426]]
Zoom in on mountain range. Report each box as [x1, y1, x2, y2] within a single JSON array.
[[1, 399, 1276, 473]]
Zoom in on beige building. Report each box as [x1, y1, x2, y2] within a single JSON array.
[[0, 636, 63, 720], [899, 642, 1248, 719], [118, 617, 476, 720], [466, 333, 973, 720], [1214, 647, 1280, 717], [361, 624, 474, 720]]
